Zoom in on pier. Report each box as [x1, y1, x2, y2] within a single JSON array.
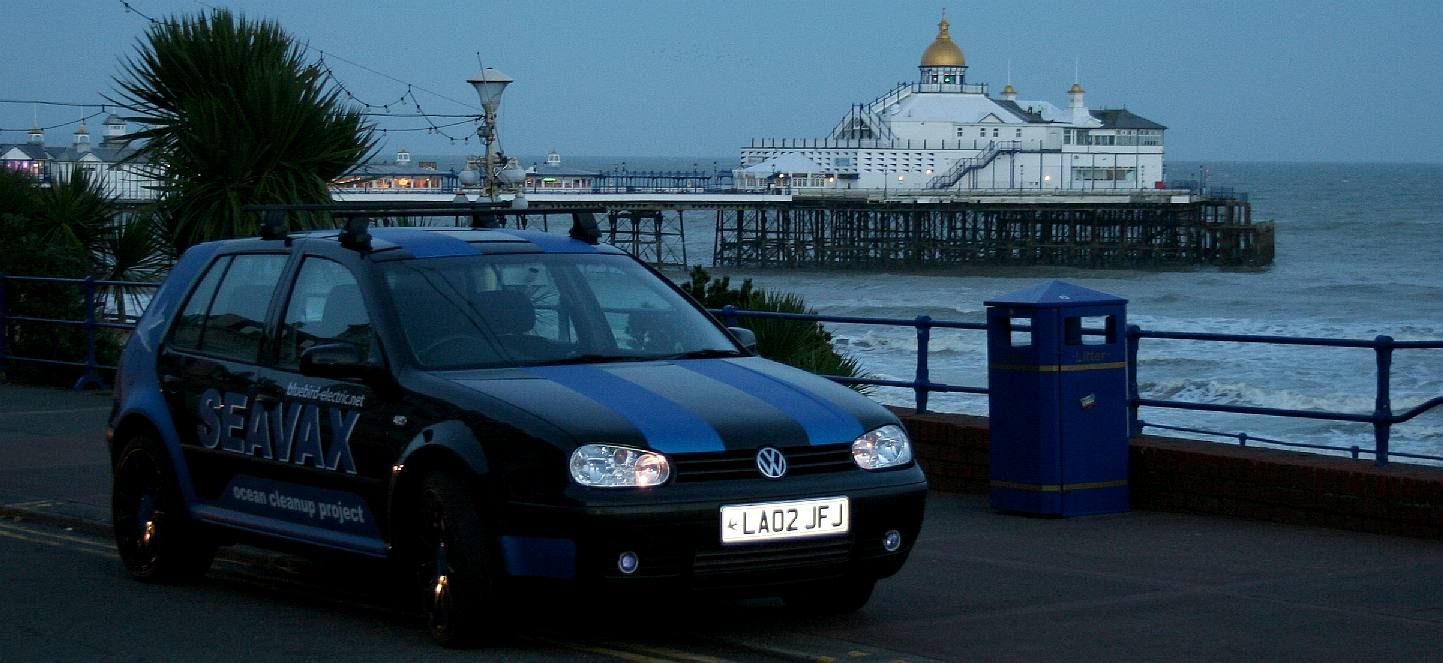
[[340, 188, 1273, 270], [710, 196, 1269, 269]]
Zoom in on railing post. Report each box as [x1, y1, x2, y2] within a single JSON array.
[[721, 304, 738, 328], [73, 276, 105, 391], [1126, 324, 1141, 436], [1373, 335, 1394, 466], [913, 315, 932, 413], [0, 272, 8, 381]]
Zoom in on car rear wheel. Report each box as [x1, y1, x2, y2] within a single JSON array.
[[782, 576, 876, 614], [413, 470, 503, 648], [112, 436, 215, 582]]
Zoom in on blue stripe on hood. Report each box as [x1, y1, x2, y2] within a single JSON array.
[[679, 359, 865, 445], [525, 364, 726, 453]]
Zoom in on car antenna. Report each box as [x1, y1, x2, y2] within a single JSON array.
[[339, 216, 372, 251], [569, 212, 600, 244]]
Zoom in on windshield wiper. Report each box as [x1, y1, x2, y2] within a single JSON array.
[[662, 348, 746, 360], [528, 354, 654, 366]]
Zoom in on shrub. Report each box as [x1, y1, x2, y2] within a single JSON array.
[[0, 171, 124, 387], [679, 266, 867, 387]]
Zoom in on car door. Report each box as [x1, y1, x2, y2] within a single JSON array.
[[244, 254, 403, 547], [157, 252, 290, 503]]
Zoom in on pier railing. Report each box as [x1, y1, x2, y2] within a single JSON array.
[[4, 273, 1438, 467]]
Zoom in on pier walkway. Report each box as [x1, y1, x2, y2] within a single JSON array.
[[2, 382, 1440, 661]]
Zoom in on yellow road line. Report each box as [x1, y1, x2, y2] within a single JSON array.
[[607, 643, 735, 663], [531, 638, 677, 663], [0, 524, 116, 558]]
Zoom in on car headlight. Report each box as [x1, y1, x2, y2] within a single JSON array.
[[851, 425, 913, 470], [569, 445, 671, 488]]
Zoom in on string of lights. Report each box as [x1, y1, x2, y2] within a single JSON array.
[[118, 0, 159, 24], [51, 1, 490, 147], [0, 110, 106, 133]]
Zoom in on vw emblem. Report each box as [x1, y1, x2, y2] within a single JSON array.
[[755, 447, 788, 479]]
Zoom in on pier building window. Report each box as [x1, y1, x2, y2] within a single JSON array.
[[1015, 129, 1022, 138], [1072, 167, 1135, 182], [992, 128, 1000, 137]]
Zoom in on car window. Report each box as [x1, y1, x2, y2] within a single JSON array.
[[277, 258, 374, 367], [381, 254, 736, 369], [576, 261, 684, 354], [168, 256, 231, 352], [492, 260, 572, 344], [192, 254, 288, 362]]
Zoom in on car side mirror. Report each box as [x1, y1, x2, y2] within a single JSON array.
[[299, 343, 373, 380], [728, 327, 758, 352]]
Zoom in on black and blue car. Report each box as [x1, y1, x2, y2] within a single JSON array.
[[107, 207, 927, 646]]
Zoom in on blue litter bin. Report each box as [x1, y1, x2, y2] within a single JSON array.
[[985, 281, 1129, 516]]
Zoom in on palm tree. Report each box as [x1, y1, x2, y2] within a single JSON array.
[[31, 170, 116, 254], [109, 8, 376, 251], [94, 212, 170, 323]]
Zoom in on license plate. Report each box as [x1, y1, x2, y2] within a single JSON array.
[[720, 496, 849, 544]]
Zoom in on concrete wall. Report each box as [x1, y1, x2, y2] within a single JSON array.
[[892, 408, 1443, 539]]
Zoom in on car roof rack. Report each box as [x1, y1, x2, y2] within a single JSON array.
[[241, 201, 607, 246]]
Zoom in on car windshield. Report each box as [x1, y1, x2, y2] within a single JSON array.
[[379, 253, 740, 369]]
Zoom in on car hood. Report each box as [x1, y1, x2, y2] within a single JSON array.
[[442, 357, 890, 453]]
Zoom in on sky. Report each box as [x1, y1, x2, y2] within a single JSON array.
[[2, 0, 1441, 163]]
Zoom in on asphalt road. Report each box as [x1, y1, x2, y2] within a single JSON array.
[[8, 383, 1443, 662], [0, 516, 931, 663]]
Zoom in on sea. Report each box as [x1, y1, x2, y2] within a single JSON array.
[[437, 156, 1443, 460]]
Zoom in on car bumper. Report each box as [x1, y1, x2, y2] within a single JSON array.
[[497, 469, 928, 593]]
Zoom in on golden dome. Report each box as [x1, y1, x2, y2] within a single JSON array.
[[1069, 83, 1085, 94], [1002, 83, 1017, 95], [920, 16, 966, 67]]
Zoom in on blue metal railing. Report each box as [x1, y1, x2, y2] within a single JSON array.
[[0, 274, 161, 390], [4, 273, 1440, 467], [711, 305, 1443, 467]]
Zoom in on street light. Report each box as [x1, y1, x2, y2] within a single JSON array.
[[468, 67, 513, 201]]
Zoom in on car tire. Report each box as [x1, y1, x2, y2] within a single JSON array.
[[413, 470, 503, 648], [112, 435, 216, 583], [782, 576, 876, 614]]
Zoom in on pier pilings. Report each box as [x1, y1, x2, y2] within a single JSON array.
[[710, 198, 1271, 269]]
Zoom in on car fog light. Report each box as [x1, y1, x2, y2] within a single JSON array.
[[618, 551, 640, 575], [883, 530, 902, 552]]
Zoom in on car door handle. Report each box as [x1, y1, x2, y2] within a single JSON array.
[[160, 375, 183, 393]]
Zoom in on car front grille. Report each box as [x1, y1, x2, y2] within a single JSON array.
[[672, 443, 856, 482]]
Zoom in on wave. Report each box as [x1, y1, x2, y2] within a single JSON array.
[[833, 328, 987, 356], [1139, 377, 1378, 414]]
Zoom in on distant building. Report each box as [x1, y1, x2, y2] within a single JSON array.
[[332, 147, 458, 192], [523, 150, 598, 190], [737, 14, 1167, 193], [0, 114, 160, 201]]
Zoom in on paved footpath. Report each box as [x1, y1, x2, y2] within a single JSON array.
[[4, 381, 1443, 661]]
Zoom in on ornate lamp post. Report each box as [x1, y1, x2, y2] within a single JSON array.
[[467, 67, 513, 201]]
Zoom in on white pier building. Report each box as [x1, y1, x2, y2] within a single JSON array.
[[736, 15, 1166, 194]]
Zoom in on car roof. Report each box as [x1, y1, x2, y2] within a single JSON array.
[[208, 227, 627, 260]]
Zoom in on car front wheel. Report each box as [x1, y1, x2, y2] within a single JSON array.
[[413, 470, 504, 648]]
